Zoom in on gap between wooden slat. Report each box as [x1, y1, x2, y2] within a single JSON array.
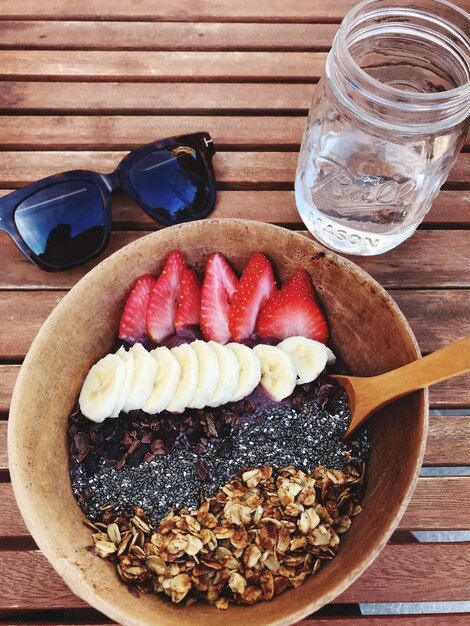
[[1, 543, 470, 609], [0, 116, 468, 150], [0, 22, 338, 51], [0, 151, 467, 187]]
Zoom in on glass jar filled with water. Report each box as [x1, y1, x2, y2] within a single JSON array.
[[295, 0, 470, 255]]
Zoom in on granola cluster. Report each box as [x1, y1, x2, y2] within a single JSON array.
[[88, 462, 364, 608]]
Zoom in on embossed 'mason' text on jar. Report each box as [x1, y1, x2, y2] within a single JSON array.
[[295, 0, 470, 255]]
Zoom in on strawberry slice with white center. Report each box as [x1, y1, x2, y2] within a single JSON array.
[[175, 268, 201, 332], [256, 269, 328, 343], [118, 274, 155, 344], [228, 252, 276, 342], [146, 250, 186, 343], [200, 252, 239, 344]]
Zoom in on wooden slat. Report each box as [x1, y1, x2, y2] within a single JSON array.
[[2, 476, 470, 538], [2, 0, 470, 22], [0, 188, 468, 229], [0, 421, 7, 468], [424, 415, 470, 465], [0, 116, 306, 150], [0, 51, 327, 81], [1, 116, 469, 151], [0, 22, 337, 51], [0, 366, 19, 414], [1, 543, 469, 608], [0, 0, 366, 22], [391, 290, 470, 353], [0, 151, 468, 188], [0, 82, 314, 113], [0, 289, 468, 360], [2, 231, 469, 290]]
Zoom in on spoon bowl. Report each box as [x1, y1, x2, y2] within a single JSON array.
[[335, 335, 470, 440]]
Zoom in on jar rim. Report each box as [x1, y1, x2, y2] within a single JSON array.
[[336, 0, 470, 104]]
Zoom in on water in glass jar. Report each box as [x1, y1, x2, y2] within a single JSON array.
[[295, 0, 470, 255]]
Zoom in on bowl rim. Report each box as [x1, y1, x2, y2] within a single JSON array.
[[8, 218, 429, 625]]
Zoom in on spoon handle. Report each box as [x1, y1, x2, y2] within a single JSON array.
[[372, 335, 470, 405]]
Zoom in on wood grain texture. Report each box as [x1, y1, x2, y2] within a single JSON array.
[[0, 82, 315, 113], [0, 116, 468, 151], [1, 230, 469, 290], [1, 0, 469, 21], [2, 476, 470, 537], [0, 50, 327, 81], [0, 151, 468, 187], [0, 21, 338, 51], [1, 543, 470, 609], [0, 0, 366, 22]]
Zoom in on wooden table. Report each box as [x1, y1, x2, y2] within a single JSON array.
[[1, 2, 470, 624]]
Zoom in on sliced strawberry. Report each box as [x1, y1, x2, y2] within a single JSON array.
[[283, 269, 316, 299], [118, 274, 155, 344], [146, 250, 186, 342], [200, 252, 239, 343], [228, 252, 276, 342], [256, 270, 328, 343], [175, 268, 201, 332]]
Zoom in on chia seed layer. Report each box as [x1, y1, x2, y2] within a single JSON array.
[[70, 381, 370, 526]]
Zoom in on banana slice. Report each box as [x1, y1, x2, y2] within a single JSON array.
[[124, 343, 158, 412], [277, 336, 328, 384], [253, 344, 297, 401], [79, 353, 126, 422], [207, 340, 240, 407], [111, 346, 135, 417], [143, 346, 181, 414], [226, 343, 261, 402], [166, 343, 199, 413], [324, 345, 336, 366], [188, 340, 219, 409]]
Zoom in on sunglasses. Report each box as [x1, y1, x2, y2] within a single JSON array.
[[0, 132, 216, 272]]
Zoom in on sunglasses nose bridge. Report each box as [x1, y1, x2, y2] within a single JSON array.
[[102, 171, 120, 193]]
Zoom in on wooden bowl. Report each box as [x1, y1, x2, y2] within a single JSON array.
[[8, 219, 427, 626]]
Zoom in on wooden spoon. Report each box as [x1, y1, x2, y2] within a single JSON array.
[[332, 335, 470, 441]]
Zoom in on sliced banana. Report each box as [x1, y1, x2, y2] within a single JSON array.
[[207, 340, 240, 407], [111, 346, 135, 417], [166, 343, 199, 413], [226, 342, 261, 402], [277, 336, 328, 384], [324, 345, 336, 366], [253, 344, 297, 401], [79, 353, 126, 423], [143, 346, 181, 414], [188, 340, 219, 409], [124, 343, 158, 412]]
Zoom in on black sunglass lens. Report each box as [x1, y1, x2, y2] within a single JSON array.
[[14, 180, 106, 268], [128, 146, 212, 225]]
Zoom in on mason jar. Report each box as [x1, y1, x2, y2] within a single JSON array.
[[295, 0, 470, 255]]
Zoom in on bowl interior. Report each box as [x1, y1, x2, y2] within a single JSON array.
[[8, 219, 427, 626]]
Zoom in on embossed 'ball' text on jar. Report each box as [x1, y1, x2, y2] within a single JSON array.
[[295, 0, 470, 255]]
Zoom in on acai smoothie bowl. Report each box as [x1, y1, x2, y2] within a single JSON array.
[[8, 220, 427, 626]]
